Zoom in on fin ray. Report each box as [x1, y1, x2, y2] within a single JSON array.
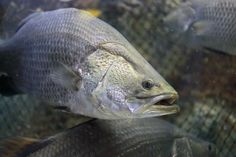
[[84, 9, 101, 17], [49, 63, 82, 91], [0, 137, 38, 157], [191, 20, 213, 36]]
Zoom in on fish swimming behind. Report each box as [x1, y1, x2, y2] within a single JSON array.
[[164, 0, 236, 55], [0, 118, 216, 157], [0, 8, 179, 119]]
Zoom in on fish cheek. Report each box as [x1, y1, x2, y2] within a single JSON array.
[[106, 87, 127, 111]]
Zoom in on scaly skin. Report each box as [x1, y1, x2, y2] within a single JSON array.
[[0, 8, 178, 119], [1, 118, 216, 157]]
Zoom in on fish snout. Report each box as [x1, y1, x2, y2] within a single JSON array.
[[152, 92, 178, 108], [159, 92, 178, 105]]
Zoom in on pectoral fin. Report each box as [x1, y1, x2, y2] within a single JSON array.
[[203, 47, 229, 56], [191, 20, 213, 36], [0, 137, 51, 157], [50, 63, 82, 91]]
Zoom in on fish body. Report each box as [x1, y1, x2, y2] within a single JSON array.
[[164, 0, 236, 55], [0, 118, 216, 157], [0, 8, 178, 119]]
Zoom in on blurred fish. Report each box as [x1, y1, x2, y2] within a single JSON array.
[[0, 93, 90, 140], [100, 0, 143, 15], [0, 8, 179, 119], [0, 118, 216, 157], [0, 94, 40, 139], [164, 0, 236, 55], [0, 0, 101, 38]]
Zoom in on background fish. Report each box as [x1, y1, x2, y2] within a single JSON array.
[[0, 8, 179, 119], [164, 0, 236, 55], [0, 118, 216, 157], [0, 94, 90, 140]]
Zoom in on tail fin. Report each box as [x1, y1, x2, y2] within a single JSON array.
[[0, 137, 39, 157], [0, 137, 53, 157]]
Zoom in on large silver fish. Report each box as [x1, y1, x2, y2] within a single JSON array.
[[0, 118, 216, 157], [0, 8, 179, 119], [164, 0, 236, 55]]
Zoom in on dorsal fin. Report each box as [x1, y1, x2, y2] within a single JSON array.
[[16, 12, 42, 32], [84, 9, 102, 17], [0, 137, 38, 157]]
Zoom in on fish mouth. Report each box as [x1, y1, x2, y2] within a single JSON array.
[[134, 93, 180, 117]]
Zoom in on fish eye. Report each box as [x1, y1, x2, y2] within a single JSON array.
[[142, 80, 154, 90]]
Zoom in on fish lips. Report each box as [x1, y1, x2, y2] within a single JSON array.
[[130, 93, 180, 117]]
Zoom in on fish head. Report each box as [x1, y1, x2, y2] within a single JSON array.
[[163, 2, 196, 35], [89, 43, 179, 119], [173, 136, 217, 157]]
